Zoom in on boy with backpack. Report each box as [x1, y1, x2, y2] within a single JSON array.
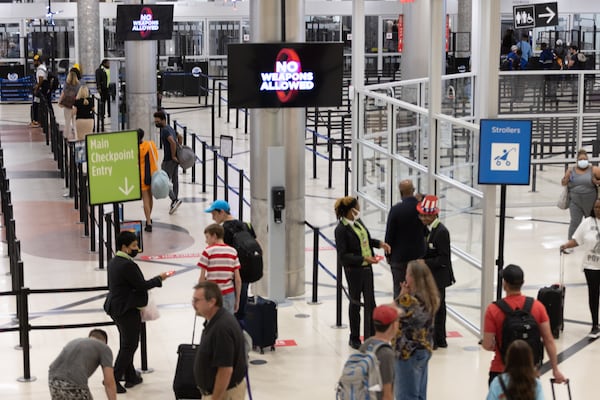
[[205, 200, 263, 322], [197, 223, 242, 315], [482, 264, 566, 386], [337, 305, 399, 400]]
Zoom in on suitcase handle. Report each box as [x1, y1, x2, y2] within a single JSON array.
[[550, 378, 571, 400]]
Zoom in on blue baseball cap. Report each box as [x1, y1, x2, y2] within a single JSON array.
[[204, 199, 230, 213]]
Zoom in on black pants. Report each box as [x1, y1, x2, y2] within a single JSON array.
[[390, 261, 408, 299], [584, 269, 600, 327], [235, 281, 249, 322], [112, 309, 141, 382], [99, 90, 110, 118], [434, 286, 447, 344], [344, 266, 375, 342]]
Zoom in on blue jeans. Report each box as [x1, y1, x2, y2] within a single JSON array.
[[222, 292, 235, 314], [394, 349, 431, 400]]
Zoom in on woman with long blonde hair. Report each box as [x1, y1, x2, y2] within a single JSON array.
[[393, 260, 439, 400], [72, 85, 94, 140], [58, 69, 80, 140]]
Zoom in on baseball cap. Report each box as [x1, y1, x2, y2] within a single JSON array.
[[204, 199, 230, 213], [373, 305, 398, 325], [502, 264, 524, 285]]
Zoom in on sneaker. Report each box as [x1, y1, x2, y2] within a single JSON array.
[[169, 199, 183, 215], [588, 326, 600, 339]]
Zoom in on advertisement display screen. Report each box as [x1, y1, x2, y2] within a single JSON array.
[[227, 42, 344, 108], [116, 5, 174, 41]]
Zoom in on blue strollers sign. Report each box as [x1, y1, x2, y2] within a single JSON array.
[[478, 119, 532, 185]]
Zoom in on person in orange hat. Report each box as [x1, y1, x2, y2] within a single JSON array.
[[416, 195, 455, 349]]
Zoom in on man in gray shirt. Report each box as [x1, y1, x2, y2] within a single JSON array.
[[48, 329, 117, 399]]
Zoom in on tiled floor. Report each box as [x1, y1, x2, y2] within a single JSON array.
[[0, 98, 598, 399]]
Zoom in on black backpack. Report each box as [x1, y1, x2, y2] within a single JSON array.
[[225, 221, 263, 283], [41, 71, 60, 95], [495, 297, 543, 367]]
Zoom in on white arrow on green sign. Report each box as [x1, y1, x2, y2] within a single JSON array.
[[87, 130, 141, 205]]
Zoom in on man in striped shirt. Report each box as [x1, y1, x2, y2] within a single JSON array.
[[198, 224, 242, 314]]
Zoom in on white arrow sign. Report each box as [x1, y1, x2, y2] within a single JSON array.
[[539, 6, 556, 24], [118, 177, 134, 195]]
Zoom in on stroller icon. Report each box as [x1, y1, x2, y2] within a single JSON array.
[[494, 148, 516, 166]]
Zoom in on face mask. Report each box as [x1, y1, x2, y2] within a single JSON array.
[[352, 209, 360, 220], [155, 123, 162, 128], [578, 160, 589, 169], [129, 249, 138, 258]]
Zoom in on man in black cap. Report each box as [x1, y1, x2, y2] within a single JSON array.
[[481, 264, 566, 385]]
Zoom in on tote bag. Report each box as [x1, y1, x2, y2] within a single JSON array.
[[557, 186, 569, 210]]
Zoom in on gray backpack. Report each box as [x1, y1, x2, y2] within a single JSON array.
[[335, 341, 389, 400]]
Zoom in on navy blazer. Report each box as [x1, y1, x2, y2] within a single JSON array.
[[104, 254, 163, 318], [385, 196, 426, 263], [334, 219, 381, 268]]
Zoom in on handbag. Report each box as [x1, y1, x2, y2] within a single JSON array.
[[140, 293, 160, 322], [151, 169, 172, 199], [557, 185, 570, 210], [176, 144, 196, 170]]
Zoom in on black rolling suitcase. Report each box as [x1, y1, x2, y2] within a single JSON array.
[[173, 316, 201, 399], [245, 296, 278, 354], [537, 250, 566, 339]]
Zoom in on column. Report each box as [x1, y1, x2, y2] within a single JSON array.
[[124, 0, 157, 141], [76, 0, 100, 77], [250, 0, 305, 301]]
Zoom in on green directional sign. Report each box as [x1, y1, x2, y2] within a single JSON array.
[[87, 130, 141, 205]]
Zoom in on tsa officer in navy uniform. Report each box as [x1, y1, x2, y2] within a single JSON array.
[[416, 195, 455, 349]]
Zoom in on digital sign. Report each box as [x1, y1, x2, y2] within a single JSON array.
[[116, 5, 174, 41], [227, 43, 344, 108]]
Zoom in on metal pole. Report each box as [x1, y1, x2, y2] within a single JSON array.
[[218, 82, 222, 119], [309, 227, 320, 304], [90, 205, 96, 252], [344, 147, 350, 196], [213, 150, 218, 201], [327, 141, 333, 189], [139, 322, 153, 373], [17, 285, 36, 382], [105, 213, 113, 264], [191, 133, 197, 184], [238, 169, 244, 221], [202, 141, 207, 193], [98, 204, 104, 269], [335, 261, 343, 327], [224, 158, 229, 202], [496, 184, 507, 301], [211, 104, 216, 148]]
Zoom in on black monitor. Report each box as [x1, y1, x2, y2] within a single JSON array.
[[116, 5, 174, 41], [227, 42, 344, 108]]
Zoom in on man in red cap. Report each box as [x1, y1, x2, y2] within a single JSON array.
[[416, 195, 455, 349], [359, 305, 400, 400]]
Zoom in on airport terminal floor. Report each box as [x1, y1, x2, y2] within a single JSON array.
[[1, 97, 599, 399]]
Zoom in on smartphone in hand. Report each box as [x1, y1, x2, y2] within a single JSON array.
[[165, 270, 176, 277], [374, 255, 384, 263]]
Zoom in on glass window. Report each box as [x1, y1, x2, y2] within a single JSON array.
[[208, 20, 240, 56]]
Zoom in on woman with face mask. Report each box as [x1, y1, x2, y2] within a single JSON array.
[[334, 196, 391, 349], [103, 231, 172, 393], [561, 149, 600, 239]]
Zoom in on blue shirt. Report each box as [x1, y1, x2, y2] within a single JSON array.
[[517, 40, 533, 62], [486, 374, 544, 400]]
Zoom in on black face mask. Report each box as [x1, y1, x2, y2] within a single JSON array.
[[155, 123, 162, 128], [129, 249, 138, 258]]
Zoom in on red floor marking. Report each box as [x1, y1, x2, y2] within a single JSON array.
[[447, 331, 462, 338], [274, 339, 297, 347], [140, 253, 201, 261]]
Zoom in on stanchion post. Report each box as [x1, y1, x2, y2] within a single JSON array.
[[344, 147, 350, 196], [309, 227, 320, 305], [327, 141, 333, 189], [213, 150, 218, 201], [218, 82, 222, 119], [183, 126, 187, 146], [201, 141, 207, 193], [191, 133, 197, 184], [17, 284, 36, 382], [335, 261, 343, 328], [238, 169, 244, 221], [139, 322, 154, 373], [105, 213, 113, 264]]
